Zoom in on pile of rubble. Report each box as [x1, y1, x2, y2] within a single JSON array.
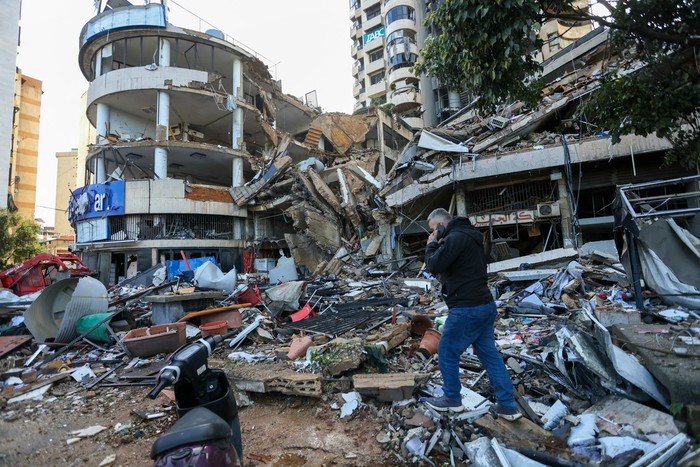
[[1, 243, 698, 466]]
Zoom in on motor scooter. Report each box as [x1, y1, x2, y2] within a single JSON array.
[[147, 330, 243, 466]]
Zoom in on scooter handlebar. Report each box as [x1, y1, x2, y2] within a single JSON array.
[[146, 368, 178, 399], [147, 378, 169, 399]]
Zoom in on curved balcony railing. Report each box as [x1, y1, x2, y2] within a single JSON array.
[[80, 3, 166, 48], [387, 66, 417, 88], [401, 115, 424, 129], [385, 18, 417, 38], [390, 86, 422, 113], [86, 66, 211, 109]]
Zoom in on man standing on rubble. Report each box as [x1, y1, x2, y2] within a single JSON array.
[[423, 208, 521, 420]]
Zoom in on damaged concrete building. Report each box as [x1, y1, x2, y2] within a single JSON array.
[[68, 2, 696, 285], [68, 0, 413, 285], [379, 27, 697, 265]]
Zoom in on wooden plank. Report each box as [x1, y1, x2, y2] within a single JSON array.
[[474, 414, 553, 452], [177, 303, 252, 322], [0, 335, 32, 358]]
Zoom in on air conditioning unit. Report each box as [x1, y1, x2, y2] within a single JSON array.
[[536, 202, 561, 218], [490, 116, 510, 129]]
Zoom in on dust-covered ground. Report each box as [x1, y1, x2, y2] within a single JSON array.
[[0, 373, 388, 467]]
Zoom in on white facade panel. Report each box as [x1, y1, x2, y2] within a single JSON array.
[[0, 0, 21, 209]]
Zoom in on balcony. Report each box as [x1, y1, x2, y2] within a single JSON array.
[[86, 66, 210, 111], [80, 3, 166, 48], [390, 86, 422, 113], [402, 115, 424, 129], [385, 18, 417, 37], [363, 35, 384, 51], [383, 0, 417, 11], [349, 3, 362, 20], [387, 66, 417, 88], [352, 62, 365, 77], [350, 24, 364, 40], [363, 14, 382, 31], [353, 79, 365, 96], [365, 57, 385, 75], [366, 81, 387, 98]]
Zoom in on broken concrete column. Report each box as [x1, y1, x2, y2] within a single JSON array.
[[154, 37, 171, 180], [232, 157, 244, 188], [378, 221, 394, 262], [154, 91, 169, 179], [337, 168, 363, 232], [231, 57, 244, 150], [95, 102, 110, 146], [159, 37, 171, 67], [93, 102, 110, 183], [94, 153, 106, 184], [455, 185, 467, 217], [555, 172, 575, 248]]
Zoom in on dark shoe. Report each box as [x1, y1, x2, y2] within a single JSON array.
[[424, 396, 464, 412], [489, 404, 522, 421]]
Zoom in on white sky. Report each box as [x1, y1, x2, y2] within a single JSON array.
[[16, 0, 355, 226]]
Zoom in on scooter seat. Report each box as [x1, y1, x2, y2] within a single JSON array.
[[151, 407, 232, 459]]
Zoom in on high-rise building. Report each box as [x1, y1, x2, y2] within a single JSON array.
[[0, 0, 22, 210], [351, 0, 442, 129], [54, 148, 78, 236], [350, 0, 592, 129], [9, 70, 42, 219]]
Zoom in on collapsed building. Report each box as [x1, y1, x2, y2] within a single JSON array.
[[69, 2, 696, 288], [68, 0, 412, 285], [380, 27, 696, 266]]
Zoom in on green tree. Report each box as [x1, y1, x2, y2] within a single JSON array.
[[0, 209, 42, 270], [414, 0, 699, 166]]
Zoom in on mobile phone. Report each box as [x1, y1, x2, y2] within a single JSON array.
[[436, 224, 445, 240]]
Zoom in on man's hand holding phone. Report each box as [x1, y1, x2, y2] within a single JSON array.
[[427, 224, 446, 245]]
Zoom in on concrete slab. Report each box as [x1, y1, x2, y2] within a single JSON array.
[[487, 248, 578, 273], [583, 395, 678, 442], [595, 307, 642, 327], [352, 373, 427, 402], [144, 291, 223, 303], [611, 324, 700, 404], [145, 291, 223, 324], [498, 269, 559, 281]]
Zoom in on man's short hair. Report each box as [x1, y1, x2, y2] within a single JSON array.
[[428, 208, 452, 223]]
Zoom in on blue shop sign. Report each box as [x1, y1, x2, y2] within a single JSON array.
[[69, 181, 125, 223], [364, 26, 385, 44]]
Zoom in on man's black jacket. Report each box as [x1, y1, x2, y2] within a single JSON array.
[[424, 217, 493, 308]]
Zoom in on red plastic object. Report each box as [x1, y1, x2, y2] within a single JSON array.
[[237, 285, 263, 306], [289, 303, 318, 322], [200, 320, 228, 337], [418, 329, 441, 357], [0, 253, 96, 296]]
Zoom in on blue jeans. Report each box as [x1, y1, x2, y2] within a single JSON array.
[[438, 302, 517, 411]]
